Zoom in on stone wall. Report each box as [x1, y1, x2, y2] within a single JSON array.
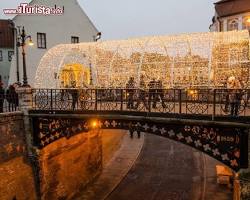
[[0, 112, 37, 200], [39, 130, 102, 200], [39, 129, 125, 200], [101, 129, 125, 166], [0, 111, 125, 200]]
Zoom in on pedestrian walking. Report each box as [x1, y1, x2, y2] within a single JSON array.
[[129, 122, 141, 139], [156, 78, 166, 108], [126, 77, 136, 109], [223, 76, 230, 112], [227, 76, 242, 116], [135, 75, 149, 110], [148, 78, 157, 109], [70, 81, 78, 110], [6, 84, 18, 112]]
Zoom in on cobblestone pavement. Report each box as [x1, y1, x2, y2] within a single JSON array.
[[106, 134, 232, 200]]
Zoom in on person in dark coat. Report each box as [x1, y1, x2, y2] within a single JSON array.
[[148, 78, 157, 109], [227, 77, 242, 116], [0, 79, 4, 113], [70, 81, 78, 110], [155, 78, 166, 108], [126, 77, 135, 109], [6, 85, 18, 112], [134, 75, 149, 110]]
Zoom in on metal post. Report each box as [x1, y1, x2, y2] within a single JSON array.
[[89, 63, 93, 86], [16, 32, 20, 84], [13, 26, 20, 84], [179, 89, 182, 114], [21, 27, 29, 87]]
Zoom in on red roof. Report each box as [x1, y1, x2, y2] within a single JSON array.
[[215, 0, 250, 17], [0, 20, 14, 48], [215, 0, 234, 4]]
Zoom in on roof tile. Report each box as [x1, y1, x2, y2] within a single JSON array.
[[215, 0, 250, 17]]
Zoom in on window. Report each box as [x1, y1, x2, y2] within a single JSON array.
[[71, 36, 79, 44], [228, 19, 239, 31], [0, 51, 2, 61], [8, 51, 14, 62], [243, 17, 250, 30], [37, 33, 47, 49]]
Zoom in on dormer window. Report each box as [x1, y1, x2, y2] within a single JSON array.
[[228, 19, 239, 31]]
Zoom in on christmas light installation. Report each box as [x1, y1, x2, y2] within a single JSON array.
[[35, 30, 250, 89]]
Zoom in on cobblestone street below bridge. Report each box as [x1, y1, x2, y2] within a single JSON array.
[[106, 134, 232, 200]]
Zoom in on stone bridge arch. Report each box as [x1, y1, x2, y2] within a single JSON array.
[[30, 112, 249, 172]]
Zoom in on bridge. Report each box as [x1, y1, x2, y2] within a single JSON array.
[[28, 88, 250, 172]]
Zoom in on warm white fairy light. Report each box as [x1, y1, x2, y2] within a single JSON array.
[[35, 30, 250, 89]]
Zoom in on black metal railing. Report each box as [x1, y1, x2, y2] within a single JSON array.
[[0, 89, 19, 113], [31, 88, 250, 119]]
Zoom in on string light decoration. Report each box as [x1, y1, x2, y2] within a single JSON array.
[[35, 31, 250, 89]]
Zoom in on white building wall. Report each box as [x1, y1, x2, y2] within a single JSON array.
[[209, 23, 217, 32], [211, 12, 250, 32], [223, 19, 227, 31], [9, 0, 98, 86]]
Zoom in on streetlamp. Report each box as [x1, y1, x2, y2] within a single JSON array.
[[89, 62, 93, 86], [93, 32, 102, 42], [188, 66, 191, 87], [17, 26, 34, 87], [89, 32, 102, 86]]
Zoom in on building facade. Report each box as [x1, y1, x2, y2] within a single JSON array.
[[0, 20, 14, 88], [210, 0, 250, 32], [8, 0, 99, 87]]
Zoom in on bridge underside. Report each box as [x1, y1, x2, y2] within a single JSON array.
[[30, 111, 249, 172]]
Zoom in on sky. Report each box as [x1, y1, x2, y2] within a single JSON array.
[[0, 0, 218, 40]]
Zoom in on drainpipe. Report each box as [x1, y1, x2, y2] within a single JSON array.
[[8, 20, 20, 84], [217, 17, 222, 32]]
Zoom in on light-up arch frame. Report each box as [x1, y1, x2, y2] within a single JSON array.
[[35, 31, 250, 89]]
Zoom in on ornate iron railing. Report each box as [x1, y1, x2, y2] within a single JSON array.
[[0, 89, 19, 113], [31, 88, 250, 118]]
